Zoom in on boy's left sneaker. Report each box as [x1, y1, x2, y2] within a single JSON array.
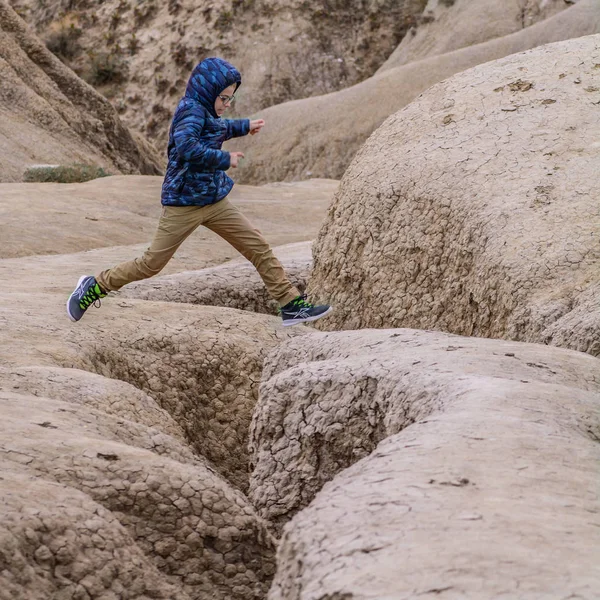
[[67, 275, 107, 322], [280, 294, 332, 327]]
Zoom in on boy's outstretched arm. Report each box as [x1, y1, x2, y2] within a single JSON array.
[[223, 118, 265, 139], [223, 118, 250, 140]]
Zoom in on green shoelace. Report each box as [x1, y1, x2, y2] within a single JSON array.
[[291, 294, 313, 308], [79, 284, 106, 310]]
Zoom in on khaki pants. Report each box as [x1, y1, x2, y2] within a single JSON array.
[[96, 198, 300, 307]]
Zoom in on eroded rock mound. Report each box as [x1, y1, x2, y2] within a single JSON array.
[[231, 0, 600, 183], [0, 281, 305, 598], [0, 470, 187, 599], [0, 1, 162, 182], [0, 300, 299, 598], [0, 390, 276, 600], [0, 365, 188, 443], [248, 329, 600, 598], [308, 35, 600, 356], [379, 0, 568, 70]]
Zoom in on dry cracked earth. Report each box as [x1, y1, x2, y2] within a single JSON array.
[[0, 177, 333, 600], [1, 28, 599, 600]]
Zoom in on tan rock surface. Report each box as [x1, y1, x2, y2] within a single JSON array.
[[230, 0, 600, 183], [0, 365, 188, 443], [0, 175, 333, 598], [0, 1, 162, 182], [0, 174, 334, 488], [65, 301, 308, 491], [0, 175, 336, 260], [0, 389, 277, 600], [0, 470, 188, 599], [248, 328, 600, 599], [308, 35, 600, 357], [0, 299, 291, 598]]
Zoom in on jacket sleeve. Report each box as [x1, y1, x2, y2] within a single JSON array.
[[224, 118, 250, 140], [173, 104, 231, 170]]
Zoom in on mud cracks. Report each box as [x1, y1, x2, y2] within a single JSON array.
[[1, 300, 297, 599]]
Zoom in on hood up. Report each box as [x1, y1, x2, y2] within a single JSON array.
[[184, 57, 242, 118]]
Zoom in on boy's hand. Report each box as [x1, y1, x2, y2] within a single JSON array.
[[249, 119, 265, 135], [229, 151, 245, 168]]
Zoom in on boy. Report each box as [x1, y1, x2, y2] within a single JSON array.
[[67, 57, 331, 327]]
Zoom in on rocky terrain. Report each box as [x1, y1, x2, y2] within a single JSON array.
[[2, 166, 597, 599], [9, 0, 428, 154], [253, 329, 600, 599], [0, 176, 334, 599], [0, 3, 599, 600], [309, 35, 600, 359], [0, 1, 161, 182]]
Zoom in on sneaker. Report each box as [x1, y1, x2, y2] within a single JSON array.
[[66, 275, 107, 322], [280, 294, 332, 327]]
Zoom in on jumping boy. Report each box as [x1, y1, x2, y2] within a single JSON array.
[[67, 57, 332, 327]]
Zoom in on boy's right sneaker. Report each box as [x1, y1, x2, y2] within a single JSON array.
[[280, 294, 332, 327], [66, 275, 107, 322]]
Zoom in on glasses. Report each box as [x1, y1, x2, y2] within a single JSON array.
[[218, 94, 235, 105]]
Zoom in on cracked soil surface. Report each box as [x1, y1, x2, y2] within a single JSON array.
[[0, 176, 334, 599]]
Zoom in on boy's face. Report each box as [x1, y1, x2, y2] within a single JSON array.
[[214, 84, 236, 117]]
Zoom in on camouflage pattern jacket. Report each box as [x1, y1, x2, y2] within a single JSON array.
[[161, 57, 250, 206]]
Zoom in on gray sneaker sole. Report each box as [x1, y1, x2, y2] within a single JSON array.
[[282, 306, 333, 327]]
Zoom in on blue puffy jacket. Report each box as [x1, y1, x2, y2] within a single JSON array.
[[161, 57, 250, 206]]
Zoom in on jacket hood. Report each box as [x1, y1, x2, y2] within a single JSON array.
[[185, 57, 241, 118]]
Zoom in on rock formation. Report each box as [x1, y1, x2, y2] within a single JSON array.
[[308, 35, 600, 357], [252, 328, 600, 599], [0, 176, 334, 599], [0, 303, 293, 599], [1, 388, 277, 600], [378, 0, 567, 70], [0, 365, 188, 443], [0, 470, 188, 599], [67, 302, 308, 492], [0, 1, 162, 182]]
